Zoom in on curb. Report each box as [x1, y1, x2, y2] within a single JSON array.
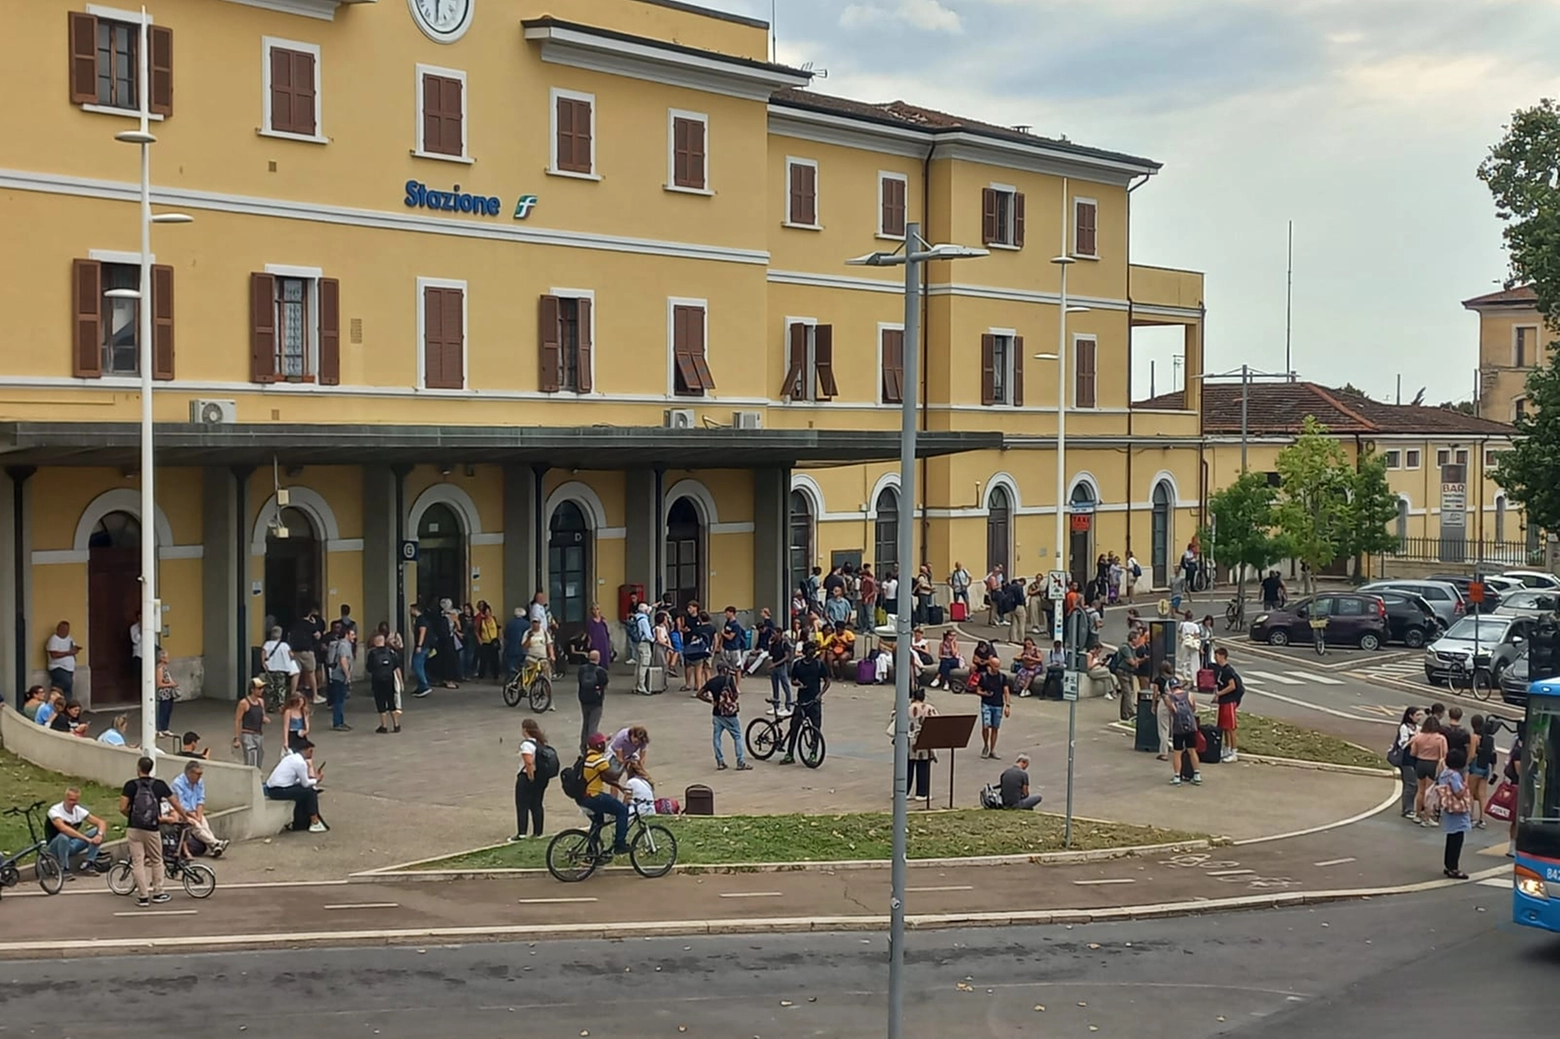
[[1236, 753, 1396, 778], [352, 839, 1216, 883], [0, 865, 1509, 957]]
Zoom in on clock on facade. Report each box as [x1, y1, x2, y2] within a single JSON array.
[[408, 0, 474, 43]]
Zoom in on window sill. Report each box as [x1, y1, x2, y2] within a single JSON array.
[[549, 167, 602, 181], [664, 184, 713, 196], [782, 221, 823, 231], [876, 232, 906, 242], [1071, 252, 1100, 261], [411, 149, 475, 165], [81, 104, 163, 121], [259, 128, 327, 145], [985, 242, 1021, 252]]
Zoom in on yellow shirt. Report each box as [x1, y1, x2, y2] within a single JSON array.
[[582, 751, 614, 799]]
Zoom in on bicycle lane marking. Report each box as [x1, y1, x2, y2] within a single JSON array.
[[1240, 685, 1394, 724]]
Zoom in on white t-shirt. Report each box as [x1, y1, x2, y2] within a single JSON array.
[[46, 634, 77, 673], [518, 738, 537, 775], [48, 802, 91, 830], [266, 751, 315, 790], [523, 628, 552, 661], [528, 602, 549, 626], [625, 776, 655, 816], [263, 639, 300, 675]]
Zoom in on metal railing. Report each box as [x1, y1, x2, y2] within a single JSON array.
[[1384, 537, 1540, 568]]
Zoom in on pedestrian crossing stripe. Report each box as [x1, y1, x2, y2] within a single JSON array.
[[1477, 877, 1511, 889], [1243, 670, 1346, 687]]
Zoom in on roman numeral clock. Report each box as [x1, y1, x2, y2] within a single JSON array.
[[409, 0, 475, 44]]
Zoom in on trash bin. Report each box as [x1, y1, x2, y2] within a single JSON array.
[[1134, 694, 1160, 753], [684, 783, 714, 816]]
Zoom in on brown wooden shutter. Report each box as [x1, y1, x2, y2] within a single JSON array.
[[573, 100, 591, 172], [1011, 335, 1025, 407], [250, 272, 277, 383], [789, 163, 815, 225], [814, 324, 837, 399], [673, 117, 704, 189], [441, 77, 462, 156], [150, 264, 174, 380], [981, 188, 998, 245], [881, 329, 903, 404], [687, 307, 713, 390], [557, 98, 591, 173], [1076, 201, 1097, 256], [423, 286, 442, 388], [672, 306, 698, 394], [317, 277, 340, 385], [269, 47, 293, 132], [686, 119, 705, 188], [575, 297, 593, 392], [1013, 192, 1026, 248], [538, 295, 561, 392], [672, 118, 688, 186], [1076, 338, 1096, 408], [980, 334, 997, 405], [781, 322, 807, 398], [882, 177, 905, 237], [556, 97, 572, 169], [421, 75, 440, 154], [291, 50, 316, 136], [149, 26, 173, 117], [71, 259, 102, 378], [69, 12, 98, 104], [439, 289, 464, 389]]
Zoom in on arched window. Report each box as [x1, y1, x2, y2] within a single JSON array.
[[665, 497, 703, 610], [1068, 483, 1097, 588], [87, 512, 142, 702], [416, 502, 466, 609], [788, 490, 813, 595], [266, 506, 323, 633], [548, 501, 590, 627], [1396, 498, 1410, 550], [874, 486, 899, 572], [986, 486, 1011, 575], [1495, 494, 1507, 544], [1150, 481, 1173, 587]]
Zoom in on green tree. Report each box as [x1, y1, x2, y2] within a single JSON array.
[[1274, 416, 1352, 593], [1340, 449, 1401, 573], [1205, 471, 1286, 607]]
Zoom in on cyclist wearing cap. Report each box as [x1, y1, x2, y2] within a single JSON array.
[[578, 732, 631, 856]]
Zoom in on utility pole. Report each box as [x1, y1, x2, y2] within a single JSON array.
[[1285, 220, 1294, 381]]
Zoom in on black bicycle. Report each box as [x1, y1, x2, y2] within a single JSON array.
[[0, 801, 65, 897], [545, 808, 677, 883], [106, 825, 217, 899], [745, 706, 826, 768]]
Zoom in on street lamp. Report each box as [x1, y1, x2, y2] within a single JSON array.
[[114, 7, 191, 761], [847, 224, 986, 1039]]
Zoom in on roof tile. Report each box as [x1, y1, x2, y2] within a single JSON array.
[[1133, 382, 1516, 437]]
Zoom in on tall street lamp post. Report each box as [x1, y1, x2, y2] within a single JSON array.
[[847, 223, 986, 1039]]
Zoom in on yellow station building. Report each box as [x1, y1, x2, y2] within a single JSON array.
[[1, 0, 1206, 704]]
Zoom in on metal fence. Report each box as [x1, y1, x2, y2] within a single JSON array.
[[1384, 537, 1541, 568]]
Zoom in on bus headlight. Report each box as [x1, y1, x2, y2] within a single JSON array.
[[1515, 866, 1549, 900]]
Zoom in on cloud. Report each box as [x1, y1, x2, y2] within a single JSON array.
[[839, 0, 963, 33]]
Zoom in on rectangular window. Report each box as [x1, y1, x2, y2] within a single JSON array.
[[69, 11, 172, 115], [981, 185, 1025, 248], [671, 302, 714, 396], [1516, 398, 1529, 421], [786, 159, 818, 227], [538, 293, 594, 393], [1455, 448, 1469, 466], [879, 173, 907, 238], [780, 321, 837, 402], [263, 39, 319, 139], [70, 257, 173, 379], [101, 262, 139, 374], [1073, 198, 1098, 258], [1074, 336, 1098, 408], [1485, 449, 1499, 468], [417, 66, 466, 159], [1436, 448, 1450, 467], [553, 90, 595, 176], [248, 270, 340, 385], [419, 281, 466, 390], [880, 327, 905, 404], [1516, 326, 1537, 367], [1384, 449, 1401, 469], [980, 332, 1025, 407], [669, 111, 706, 191], [1405, 449, 1422, 469]]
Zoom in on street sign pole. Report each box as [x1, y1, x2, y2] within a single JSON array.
[[1062, 669, 1079, 847]]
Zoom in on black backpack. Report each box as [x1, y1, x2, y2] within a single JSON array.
[[558, 754, 588, 800], [129, 777, 160, 830], [536, 744, 561, 781]]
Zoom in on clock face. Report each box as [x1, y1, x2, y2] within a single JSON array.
[[409, 0, 474, 42]]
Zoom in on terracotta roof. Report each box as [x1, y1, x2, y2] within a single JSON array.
[[1133, 382, 1517, 437], [1462, 284, 1537, 309], [770, 88, 1162, 172]]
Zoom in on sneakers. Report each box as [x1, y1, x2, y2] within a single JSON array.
[[136, 897, 151, 907], [612, 844, 632, 856], [778, 755, 795, 765], [736, 762, 754, 771], [715, 761, 729, 770], [1170, 775, 1182, 785], [331, 724, 352, 732], [375, 726, 388, 734], [1104, 692, 1115, 700], [413, 688, 432, 699], [151, 892, 172, 904], [393, 723, 402, 733], [62, 870, 77, 882], [508, 834, 528, 842], [308, 821, 328, 833], [312, 694, 327, 705], [1190, 772, 1203, 785]]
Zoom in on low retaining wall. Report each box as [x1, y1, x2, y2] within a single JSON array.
[[0, 703, 287, 842]]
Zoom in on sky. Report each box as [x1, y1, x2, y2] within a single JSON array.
[[700, 0, 1560, 403]]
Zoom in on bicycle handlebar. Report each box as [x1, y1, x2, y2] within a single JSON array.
[[3, 800, 47, 817]]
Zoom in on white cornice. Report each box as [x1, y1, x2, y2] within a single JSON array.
[[525, 23, 809, 102], [218, 0, 367, 21], [766, 107, 931, 159]]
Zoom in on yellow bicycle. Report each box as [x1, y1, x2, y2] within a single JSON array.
[[504, 657, 554, 713]]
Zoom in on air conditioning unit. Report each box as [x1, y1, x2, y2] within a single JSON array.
[[733, 410, 763, 430], [189, 398, 237, 425], [664, 408, 695, 429]]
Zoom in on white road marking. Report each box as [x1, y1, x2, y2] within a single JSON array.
[[517, 897, 599, 904], [717, 891, 785, 898], [1246, 671, 1304, 686], [113, 909, 198, 917], [1478, 877, 1511, 889], [323, 902, 401, 911], [1313, 857, 1357, 868], [1072, 878, 1136, 886], [1242, 686, 1392, 724], [1205, 869, 1256, 877], [907, 885, 975, 893], [1286, 671, 1344, 685]]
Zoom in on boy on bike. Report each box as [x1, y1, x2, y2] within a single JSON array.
[[576, 732, 631, 856], [780, 641, 828, 765]]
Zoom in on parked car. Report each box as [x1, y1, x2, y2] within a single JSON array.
[[1423, 613, 1535, 684], [1492, 588, 1560, 619], [1376, 590, 1445, 648], [1359, 580, 1465, 627], [1501, 570, 1560, 591], [1500, 649, 1535, 706], [1249, 593, 1389, 651], [1424, 573, 1506, 612]]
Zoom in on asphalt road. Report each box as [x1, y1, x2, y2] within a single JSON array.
[[2, 883, 1552, 1038]]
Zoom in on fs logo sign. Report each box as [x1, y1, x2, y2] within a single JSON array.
[[513, 194, 539, 220]]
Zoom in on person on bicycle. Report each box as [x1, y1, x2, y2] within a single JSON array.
[[781, 641, 828, 765], [577, 732, 631, 857], [522, 615, 554, 676]]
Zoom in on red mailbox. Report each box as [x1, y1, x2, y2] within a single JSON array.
[[618, 583, 646, 622]]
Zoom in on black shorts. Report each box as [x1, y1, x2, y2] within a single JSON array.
[[1171, 730, 1197, 751], [1414, 757, 1438, 780], [372, 682, 399, 713]]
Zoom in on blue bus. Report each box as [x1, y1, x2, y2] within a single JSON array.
[[1514, 678, 1560, 933]]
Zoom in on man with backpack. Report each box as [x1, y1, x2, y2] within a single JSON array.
[[718, 606, 747, 676], [364, 632, 403, 734], [119, 756, 182, 907], [628, 603, 654, 696], [560, 732, 630, 857], [577, 649, 608, 754], [1211, 646, 1244, 762], [699, 662, 754, 771], [1160, 677, 1202, 786]]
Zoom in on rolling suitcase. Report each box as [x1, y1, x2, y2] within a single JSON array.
[[1196, 668, 1217, 693], [646, 666, 667, 694], [926, 604, 946, 625], [856, 657, 877, 685], [1197, 724, 1223, 764], [950, 601, 968, 622]]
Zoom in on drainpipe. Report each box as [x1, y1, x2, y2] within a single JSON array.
[[392, 464, 410, 636], [918, 140, 937, 571], [8, 466, 34, 708], [232, 465, 253, 691], [654, 465, 666, 602], [1123, 173, 1150, 559]]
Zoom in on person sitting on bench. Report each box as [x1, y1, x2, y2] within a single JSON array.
[[264, 738, 327, 834]]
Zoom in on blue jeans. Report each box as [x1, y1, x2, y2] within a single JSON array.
[[327, 679, 348, 727], [712, 715, 745, 766], [155, 696, 174, 734], [48, 826, 100, 872], [581, 793, 630, 850], [769, 661, 792, 710], [938, 657, 958, 683], [411, 649, 431, 692], [858, 601, 874, 631]]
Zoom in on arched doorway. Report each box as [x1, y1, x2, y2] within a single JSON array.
[[1068, 484, 1096, 588], [788, 491, 813, 595], [1151, 481, 1173, 587], [986, 486, 1011, 576], [87, 511, 140, 704], [548, 501, 591, 635], [874, 487, 899, 573], [1495, 494, 1507, 544], [416, 502, 466, 609], [665, 496, 703, 609], [264, 507, 321, 635], [1396, 498, 1410, 550]]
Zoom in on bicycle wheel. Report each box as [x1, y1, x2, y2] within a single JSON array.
[[34, 852, 64, 895], [106, 859, 136, 896], [545, 829, 600, 883], [502, 675, 524, 708], [528, 676, 553, 713], [629, 823, 679, 879], [799, 724, 827, 769], [1313, 634, 1326, 657], [182, 863, 217, 899], [745, 717, 780, 760], [1469, 669, 1494, 702], [1224, 601, 1240, 630]]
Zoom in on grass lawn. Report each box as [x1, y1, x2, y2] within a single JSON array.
[[0, 749, 127, 856], [417, 810, 1206, 871], [1215, 712, 1384, 770]]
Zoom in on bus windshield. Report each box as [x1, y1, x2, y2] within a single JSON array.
[[1518, 699, 1560, 860]]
